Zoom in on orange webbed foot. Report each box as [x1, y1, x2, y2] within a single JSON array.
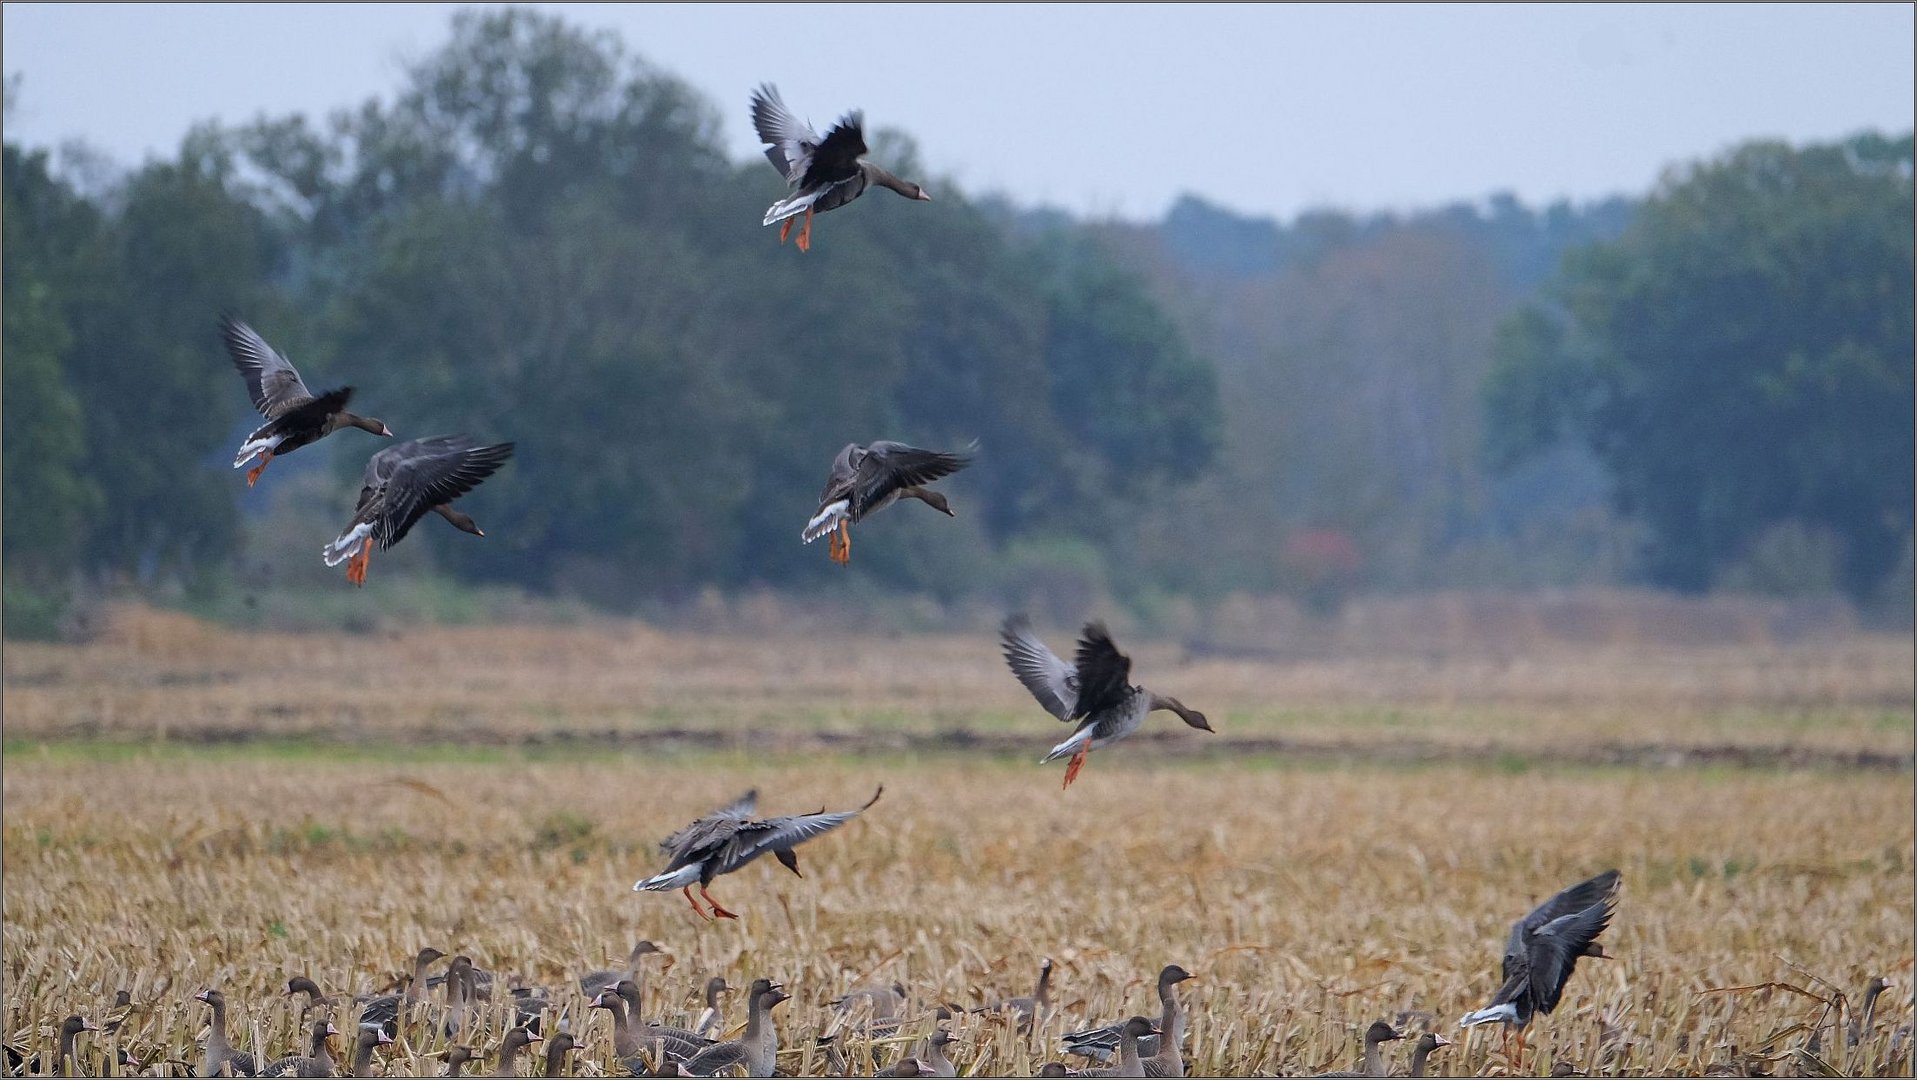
[[1062, 745, 1091, 789], [779, 218, 794, 244], [795, 209, 814, 253], [700, 886, 739, 920], [682, 885, 712, 921]]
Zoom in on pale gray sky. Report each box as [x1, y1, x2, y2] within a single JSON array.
[[4, 3, 1911, 222]]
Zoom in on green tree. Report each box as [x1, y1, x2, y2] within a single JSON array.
[[1486, 133, 1915, 598]]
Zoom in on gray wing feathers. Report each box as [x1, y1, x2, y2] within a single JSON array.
[[1000, 616, 1079, 721], [716, 809, 859, 873], [856, 442, 971, 510], [222, 315, 314, 417], [1529, 896, 1616, 1014], [750, 84, 818, 184], [660, 790, 760, 857]]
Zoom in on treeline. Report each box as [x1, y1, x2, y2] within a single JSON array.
[[4, 8, 1911, 636]]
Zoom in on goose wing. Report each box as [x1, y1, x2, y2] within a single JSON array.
[[801, 111, 867, 190], [1071, 623, 1134, 717], [816, 444, 865, 508], [221, 314, 318, 418], [1526, 896, 1617, 1015], [853, 442, 971, 514], [660, 790, 760, 859], [1504, 870, 1620, 981], [712, 786, 882, 874], [1000, 615, 1079, 722], [749, 84, 821, 184], [374, 438, 514, 549]]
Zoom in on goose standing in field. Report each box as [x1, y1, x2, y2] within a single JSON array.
[[1000, 616, 1214, 788], [321, 435, 514, 586], [221, 314, 391, 487], [540, 1031, 578, 1077], [977, 958, 1054, 1031], [1077, 1017, 1160, 1078], [442, 1045, 475, 1077], [668, 980, 787, 1077], [609, 978, 714, 1063], [56, 1015, 97, 1077], [358, 947, 447, 1033], [1459, 869, 1621, 1051], [830, 980, 908, 1036], [260, 1020, 338, 1078], [802, 441, 973, 565], [632, 786, 884, 920], [1063, 964, 1195, 1076], [195, 989, 258, 1077], [1407, 1032, 1452, 1077], [1313, 1020, 1403, 1077], [346, 1028, 393, 1078], [749, 83, 932, 253], [283, 977, 339, 1014], [580, 941, 663, 998], [693, 977, 732, 1039], [488, 1028, 541, 1078]]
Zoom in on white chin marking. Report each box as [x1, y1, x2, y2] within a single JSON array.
[[802, 501, 850, 543]]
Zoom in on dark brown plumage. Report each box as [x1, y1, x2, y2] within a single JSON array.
[[321, 436, 513, 586], [801, 441, 973, 565], [222, 314, 391, 487], [750, 84, 932, 252]]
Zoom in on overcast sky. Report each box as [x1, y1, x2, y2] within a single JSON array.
[[5, 3, 1911, 222]]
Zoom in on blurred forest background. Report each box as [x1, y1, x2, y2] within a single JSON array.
[[4, 8, 1912, 640]]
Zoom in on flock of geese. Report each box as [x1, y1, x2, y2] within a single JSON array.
[[16, 85, 1893, 1079], [16, 867, 1626, 1077]]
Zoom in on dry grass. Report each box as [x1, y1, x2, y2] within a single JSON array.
[[2, 604, 1910, 757], [2, 607, 1913, 1076]]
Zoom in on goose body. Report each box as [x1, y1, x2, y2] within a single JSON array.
[[668, 981, 786, 1077], [633, 786, 883, 919], [749, 84, 931, 252], [221, 315, 390, 487], [259, 1021, 338, 1078], [1314, 1020, 1403, 1077], [321, 435, 513, 586], [196, 989, 258, 1077], [802, 441, 972, 564], [1064, 964, 1194, 1075], [1460, 869, 1621, 1032], [1000, 616, 1213, 788]]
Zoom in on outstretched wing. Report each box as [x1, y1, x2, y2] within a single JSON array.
[[1071, 623, 1133, 718], [221, 313, 316, 418], [817, 444, 864, 506], [750, 83, 821, 184], [1000, 615, 1079, 722], [713, 787, 881, 875], [376, 439, 514, 549], [854, 442, 971, 514], [660, 790, 761, 858], [1504, 870, 1621, 980], [1527, 896, 1616, 1015]]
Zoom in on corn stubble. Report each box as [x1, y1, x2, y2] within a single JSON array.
[[3, 755, 1910, 1076]]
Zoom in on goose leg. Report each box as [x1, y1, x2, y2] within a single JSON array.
[[245, 451, 274, 487], [779, 217, 795, 244], [346, 539, 374, 587], [827, 525, 845, 563], [795, 208, 815, 253], [832, 519, 852, 565], [1062, 744, 1092, 789], [699, 885, 739, 920], [681, 886, 712, 920]]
